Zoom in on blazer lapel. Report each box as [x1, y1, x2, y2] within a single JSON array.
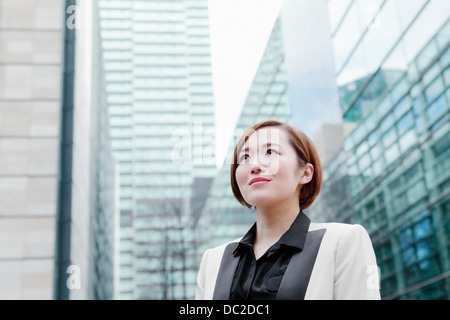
[[277, 228, 326, 300], [212, 242, 240, 299]]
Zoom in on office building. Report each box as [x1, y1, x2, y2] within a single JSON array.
[[0, 0, 118, 299], [322, 0, 450, 299], [97, 0, 216, 299], [0, 0, 66, 299]]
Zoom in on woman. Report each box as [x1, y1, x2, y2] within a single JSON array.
[[195, 120, 381, 300]]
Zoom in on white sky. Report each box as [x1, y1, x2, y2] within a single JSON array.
[[207, 0, 285, 168]]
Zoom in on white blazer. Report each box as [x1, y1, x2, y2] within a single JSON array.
[[195, 213, 381, 300]]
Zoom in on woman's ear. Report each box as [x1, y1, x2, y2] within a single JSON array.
[[299, 163, 314, 184]]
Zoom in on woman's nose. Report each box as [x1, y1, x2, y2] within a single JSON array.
[[250, 163, 262, 174]]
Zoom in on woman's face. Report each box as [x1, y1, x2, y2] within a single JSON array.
[[235, 127, 309, 209]]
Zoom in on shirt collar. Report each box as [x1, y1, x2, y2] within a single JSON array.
[[233, 210, 311, 256]]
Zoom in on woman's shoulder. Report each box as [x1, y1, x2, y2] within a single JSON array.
[[203, 237, 242, 256], [309, 221, 370, 238]]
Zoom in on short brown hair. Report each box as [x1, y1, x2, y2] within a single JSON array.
[[230, 119, 322, 210]]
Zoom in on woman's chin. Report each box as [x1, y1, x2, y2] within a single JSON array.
[[246, 198, 275, 209]]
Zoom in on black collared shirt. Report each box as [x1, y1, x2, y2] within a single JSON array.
[[229, 211, 309, 300]]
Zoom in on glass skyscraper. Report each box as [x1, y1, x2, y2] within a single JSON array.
[[319, 0, 450, 299], [97, 0, 216, 299]]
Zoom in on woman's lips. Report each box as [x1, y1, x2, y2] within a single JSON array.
[[249, 177, 271, 185]]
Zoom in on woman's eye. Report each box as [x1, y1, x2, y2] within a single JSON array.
[[267, 148, 278, 155], [240, 154, 250, 162]]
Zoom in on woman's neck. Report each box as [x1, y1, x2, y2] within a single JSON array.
[[253, 200, 300, 259]]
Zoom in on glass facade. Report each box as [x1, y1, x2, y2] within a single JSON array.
[[318, 0, 450, 299], [89, 2, 120, 300], [97, 0, 216, 299]]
